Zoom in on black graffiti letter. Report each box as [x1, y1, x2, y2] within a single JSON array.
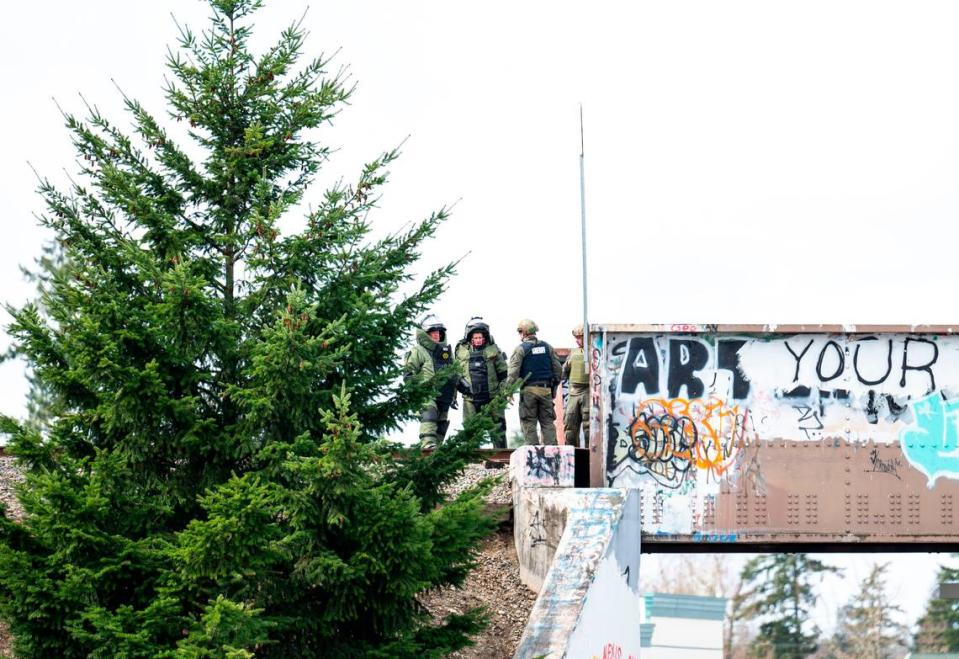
[[668, 339, 709, 398], [785, 339, 814, 382], [620, 337, 659, 396], [816, 340, 845, 382], [717, 339, 750, 399], [853, 337, 892, 386], [900, 337, 938, 391]]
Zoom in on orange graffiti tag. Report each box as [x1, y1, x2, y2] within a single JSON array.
[[629, 397, 751, 479]]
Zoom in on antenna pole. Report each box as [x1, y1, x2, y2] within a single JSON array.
[[579, 105, 589, 336]]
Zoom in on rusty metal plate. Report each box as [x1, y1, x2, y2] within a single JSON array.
[[587, 327, 959, 545]]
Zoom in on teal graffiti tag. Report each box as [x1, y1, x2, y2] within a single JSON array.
[[900, 393, 959, 487]]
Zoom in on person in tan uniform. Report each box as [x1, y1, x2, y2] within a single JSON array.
[[508, 319, 562, 445], [562, 323, 589, 448]]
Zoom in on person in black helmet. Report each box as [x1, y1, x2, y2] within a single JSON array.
[[404, 314, 457, 447], [454, 316, 508, 448]]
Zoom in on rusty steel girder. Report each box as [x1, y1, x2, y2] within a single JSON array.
[[586, 324, 959, 548]]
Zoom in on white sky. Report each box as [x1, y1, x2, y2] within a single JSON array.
[[3, 0, 959, 639]]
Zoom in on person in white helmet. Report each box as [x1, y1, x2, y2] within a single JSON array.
[[404, 315, 457, 446]]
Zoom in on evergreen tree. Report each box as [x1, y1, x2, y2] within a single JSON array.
[[825, 563, 906, 659], [0, 1, 501, 656], [914, 565, 959, 653], [737, 553, 839, 659]]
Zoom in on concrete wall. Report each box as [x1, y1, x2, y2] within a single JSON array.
[[511, 445, 578, 593], [564, 490, 642, 659], [511, 446, 642, 658], [512, 487, 575, 593], [513, 488, 642, 659]]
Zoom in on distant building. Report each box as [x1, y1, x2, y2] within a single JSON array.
[[640, 592, 726, 659]]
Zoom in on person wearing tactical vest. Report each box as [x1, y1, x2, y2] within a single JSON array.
[[562, 323, 590, 447], [507, 318, 563, 445], [404, 315, 458, 447], [455, 316, 509, 448]]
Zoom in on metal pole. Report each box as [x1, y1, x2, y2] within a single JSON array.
[[579, 105, 589, 336]]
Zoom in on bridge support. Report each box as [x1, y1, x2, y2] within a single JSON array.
[[511, 446, 643, 658]]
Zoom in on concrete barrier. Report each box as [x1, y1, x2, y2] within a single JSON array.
[[511, 447, 642, 658], [511, 446, 578, 592]]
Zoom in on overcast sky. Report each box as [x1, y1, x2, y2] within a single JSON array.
[[3, 0, 959, 638]]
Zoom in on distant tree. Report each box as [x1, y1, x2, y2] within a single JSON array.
[[727, 567, 753, 659], [643, 554, 739, 597], [0, 0, 500, 656], [737, 553, 839, 659], [913, 565, 959, 653], [17, 242, 68, 430], [824, 563, 906, 659]]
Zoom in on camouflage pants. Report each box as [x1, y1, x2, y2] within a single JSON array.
[[564, 387, 590, 448], [419, 401, 451, 447], [519, 386, 556, 445], [464, 398, 507, 449]]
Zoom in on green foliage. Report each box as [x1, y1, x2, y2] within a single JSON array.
[[913, 565, 959, 653], [735, 553, 839, 659], [0, 1, 494, 656]]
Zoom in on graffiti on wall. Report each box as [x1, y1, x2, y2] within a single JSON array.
[[589, 331, 605, 447], [515, 445, 576, 487], [619, 397, 752, 489], [601, 333, 959, 509], [900, 393, 959, 486], [593, 643, 637, 659]]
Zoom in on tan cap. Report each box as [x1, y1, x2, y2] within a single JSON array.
[[517, 318, 538, 334]]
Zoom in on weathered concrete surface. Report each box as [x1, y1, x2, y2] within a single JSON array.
[[510, 446, 579, 593], [513, 487, 576, 593], [513, 489, 642, 659], [565, 489, 642, 659]]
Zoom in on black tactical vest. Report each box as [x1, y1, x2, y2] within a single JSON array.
[[469, 350, 491, 401], [520, 340, 554, 385], [431, 344, 456, 406]]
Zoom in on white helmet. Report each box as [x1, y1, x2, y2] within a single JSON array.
[[421, 314, 446, 336]]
